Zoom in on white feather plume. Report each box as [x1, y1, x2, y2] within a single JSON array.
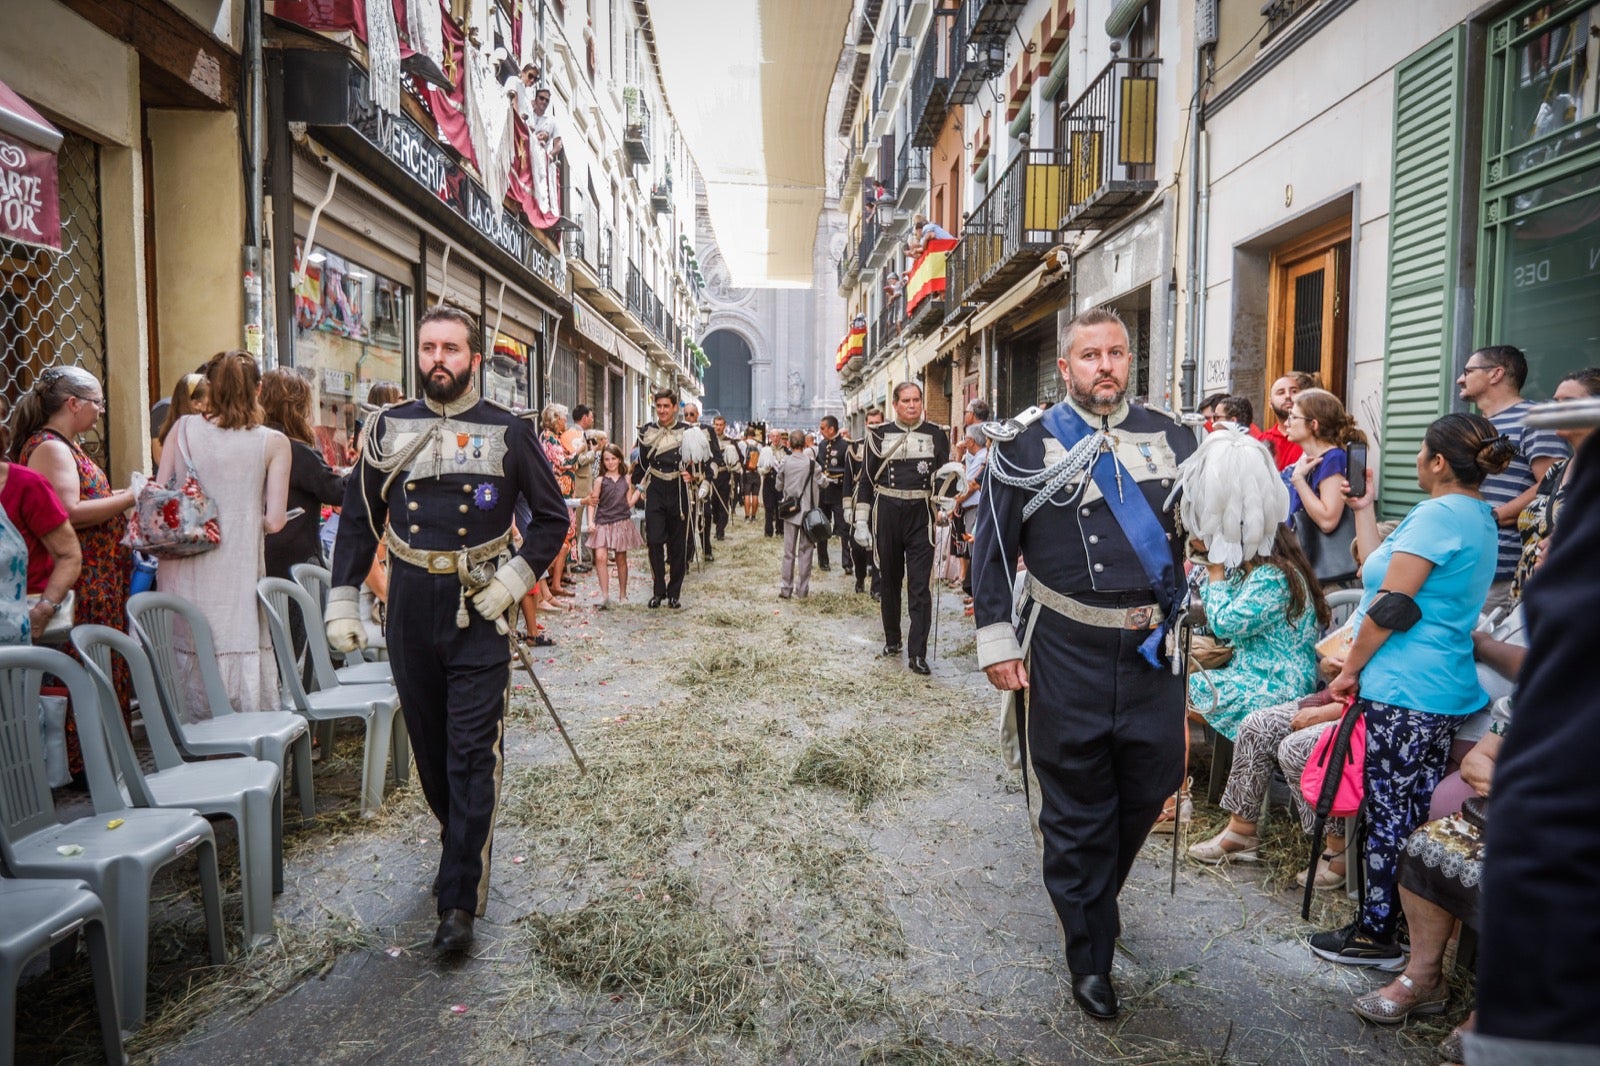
[[680, 425, 713, 464], [1172, 431, 1288, 570]]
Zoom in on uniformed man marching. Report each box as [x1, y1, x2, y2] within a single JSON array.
[[815, 415, 851, 574], [709, 414, 737, 542], [969, 306, 1196, 1020], [846, 409, 884, 597], [632, 389, 697, 607], [853, 382, 950, 674], [681, 402, 719, 563], [325, 305, 569, 953]]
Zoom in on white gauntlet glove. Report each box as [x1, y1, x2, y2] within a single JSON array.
[[852, 503, 873, 548], [471, 558, 534, 622], [324, 587, 368, 654]]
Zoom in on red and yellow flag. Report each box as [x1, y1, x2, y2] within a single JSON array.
[[846, 324, 866, 361], [907, 237, 957, 315]]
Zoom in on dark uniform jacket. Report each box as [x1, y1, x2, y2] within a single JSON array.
[[855, 418, 951, 509], [969, 398, 1195, 668], [331, 391, 567, 591], [816, 433, 851, 503]]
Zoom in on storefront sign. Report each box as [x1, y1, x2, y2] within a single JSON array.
[[571, 294, 648, 373], [0, 80, 62, 251], [343, 65, 566, 296]]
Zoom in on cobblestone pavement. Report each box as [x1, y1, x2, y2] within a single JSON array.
[[25, 521, 1453, 1065]]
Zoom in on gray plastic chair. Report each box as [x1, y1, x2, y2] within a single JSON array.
[[0, 646, 225, 1031], [0, 877, 123, 1066], [1325, 587, 1363, 630], [74, 625, 283, 945], [257, 578, 407, 817], [290, 563, 393, 684], [126, 591, 315, 822]]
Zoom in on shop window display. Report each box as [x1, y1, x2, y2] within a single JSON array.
[[488, 332, 533, 410], [293, 241, 410, 464]]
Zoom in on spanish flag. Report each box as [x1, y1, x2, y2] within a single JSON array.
[[846, 323, 866, 362], [907, 237, 957, 315], [835, 336, 849, 371]]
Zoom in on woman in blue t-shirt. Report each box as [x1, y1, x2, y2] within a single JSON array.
[[1308, 413, 1516, 979]]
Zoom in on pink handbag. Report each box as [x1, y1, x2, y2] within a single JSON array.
[[1300, 696, 1365, 818]]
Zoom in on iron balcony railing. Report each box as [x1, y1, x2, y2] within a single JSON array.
[[1262, 0, 1318, 40], [857, 211, 883, 273], [564, 228, 586, 264], [909, 8, 956, 147], [623, 88, 652, 164], [896, 140, 928, 201], [1059, 57, 1160, 232], [952, 147, 1065, 305], [876, 288, 904, 354], [597, 226, 614, 290], [626, 261, 650, 329]]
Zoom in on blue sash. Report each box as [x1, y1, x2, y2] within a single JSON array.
[[1041, 403, 1180, 668]]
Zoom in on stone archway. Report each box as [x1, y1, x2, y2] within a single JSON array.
[[701, 329, 755, 424]]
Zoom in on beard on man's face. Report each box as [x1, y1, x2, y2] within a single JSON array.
[[421, 362, 474, 403], [1068, 372, 1126, 416]]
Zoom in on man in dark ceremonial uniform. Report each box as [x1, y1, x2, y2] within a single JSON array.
[[815, 415, 852, 574], [632, 389, 696, 607], [709, 415, 737, 542], [969, 307, 1195, 1019], [325, 306, 568, 952], [846, 409, 884, 597], [853, 382, 949, 675], [1473, 410, 1600, 1065]]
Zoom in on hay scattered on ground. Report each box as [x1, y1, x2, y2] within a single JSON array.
[[791, 727, 928, 809]]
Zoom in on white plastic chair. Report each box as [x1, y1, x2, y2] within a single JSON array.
[[74, 625, 283, 946], [258, 578, 407, 817], [127, 591, 315, 822], [0, 877, 123, 1066], [1324, 587, 1363, 630], [0, 646, 225, 1030], [290, 563, 393, 684]]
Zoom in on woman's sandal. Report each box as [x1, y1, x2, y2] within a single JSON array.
[[1187, 828, 1261, 864], [1438, 1025, 1467, 1064], [1296, 850, 1348, 889], [1352, 973, 1448, 1024], [1150, 777, 1194, 835]]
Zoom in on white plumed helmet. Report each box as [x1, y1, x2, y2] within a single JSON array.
[[1168, 431, 1288, 570]]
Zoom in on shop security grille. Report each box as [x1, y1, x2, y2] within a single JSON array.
[[0, 132, 108, 466]]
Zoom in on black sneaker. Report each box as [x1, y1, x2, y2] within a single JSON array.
[[1309, 922, 1407, 969]]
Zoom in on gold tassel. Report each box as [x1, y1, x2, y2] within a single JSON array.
[[457, 586, 470, 628]]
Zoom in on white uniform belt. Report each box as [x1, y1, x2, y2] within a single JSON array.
[[384, 527, 512, 579], [877, 486, 931, 501], [1024, 574, 1163, 631]]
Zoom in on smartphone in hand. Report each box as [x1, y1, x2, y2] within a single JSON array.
[[1346, 442, 1368, 499]]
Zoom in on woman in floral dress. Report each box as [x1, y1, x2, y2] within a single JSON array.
[[12, 366, 138, 777]]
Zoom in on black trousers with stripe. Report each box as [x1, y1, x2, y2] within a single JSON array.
[[386, 566, 511, 917], [875, 497, 934, 657], [1017, 608, 1185, 974]]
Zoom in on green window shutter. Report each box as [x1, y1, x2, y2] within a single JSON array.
[[1380, 26, 1469, 519]]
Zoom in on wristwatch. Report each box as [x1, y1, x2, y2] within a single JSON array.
[[37, 597, 61, 614]]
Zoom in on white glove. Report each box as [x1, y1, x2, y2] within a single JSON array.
[[853, 522, 872, 548], [471, 559, 534, 622], [327, 618, 367, 654], [324, 588, 368, 653]]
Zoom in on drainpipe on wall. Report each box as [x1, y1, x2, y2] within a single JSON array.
[[1179, 41, 1212, 411], [243, 0, 270, 365]]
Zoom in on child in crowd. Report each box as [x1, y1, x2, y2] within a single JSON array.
[[584, 444, 644, 607]]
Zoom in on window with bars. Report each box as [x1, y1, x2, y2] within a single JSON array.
[[0, 131, 108, 467]]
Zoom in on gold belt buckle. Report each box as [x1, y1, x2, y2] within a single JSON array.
[[427, 552, 456, 574], [1124, 605, 1154, 630]]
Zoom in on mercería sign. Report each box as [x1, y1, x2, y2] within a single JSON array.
[[345, 67, 565, 296], [0, 135, 59, 251]]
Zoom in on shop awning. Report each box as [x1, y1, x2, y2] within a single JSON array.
[[0, 78, 63, 251]]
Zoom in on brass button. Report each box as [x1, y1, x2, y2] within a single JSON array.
[[407, 501, 418, 511], [462, 484, 473, 493], [1080, 507, 1091, 516], [1161, 478, 1171, 487], [459, 504, 469, 513], [405, 482, 415, 491], [409, 524, 420, 534], [457, 527, 468, 536]]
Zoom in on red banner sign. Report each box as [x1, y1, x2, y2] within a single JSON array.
[[0, 135, 58, 251]]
